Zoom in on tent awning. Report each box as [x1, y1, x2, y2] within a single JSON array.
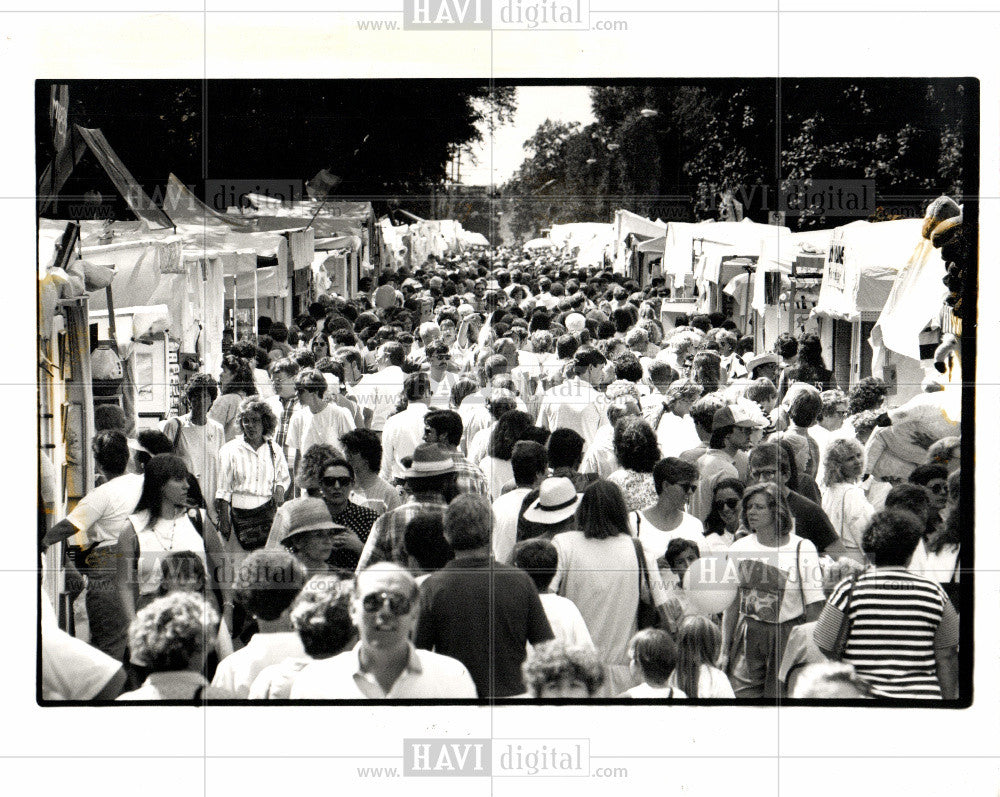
[[812, 220, 931, 322]]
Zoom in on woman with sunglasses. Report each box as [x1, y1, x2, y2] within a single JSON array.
[[703, 477, 746, 550], [309, 334, 331, 361], [276, 445, 378, 574], [631, 457, 707, 562]]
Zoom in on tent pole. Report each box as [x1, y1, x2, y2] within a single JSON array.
[[253, 270, 259, 339]]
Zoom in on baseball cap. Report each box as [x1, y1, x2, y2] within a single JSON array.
[[712, 403, 765, 432]]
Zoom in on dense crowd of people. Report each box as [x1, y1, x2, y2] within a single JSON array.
[[40, 247, 962, 701]]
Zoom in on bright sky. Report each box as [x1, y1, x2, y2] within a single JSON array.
[[460, 85, 596, 187]]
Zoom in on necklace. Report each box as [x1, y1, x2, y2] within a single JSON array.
[[149, 515, 178, 551]]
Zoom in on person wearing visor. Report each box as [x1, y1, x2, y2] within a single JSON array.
[[290, 563, 477, 698]]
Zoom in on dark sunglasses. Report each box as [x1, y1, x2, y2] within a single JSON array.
[[321, 475, 352, 488], [676, 482, 698, 494], [361, 591, 412, 616], [715, 498, 740, 509]]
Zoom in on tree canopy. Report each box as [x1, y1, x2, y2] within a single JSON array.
[[36, 80, 516, 219], [502, 79, 972, 238]]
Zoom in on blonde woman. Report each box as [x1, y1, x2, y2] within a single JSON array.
[[821, 438, 874, 564]]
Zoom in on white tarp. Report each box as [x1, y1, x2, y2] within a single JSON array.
[[870, 236, 949, 372], [524, 237, 557, 251], [662, 219, 792, 284], [613, 210, 667, 274], [460, 230, 490, 247], [576, 229, 615, 269], [235, 266, 281, 298], [813, 219, 930, 322], [549, 222, 613, 251]]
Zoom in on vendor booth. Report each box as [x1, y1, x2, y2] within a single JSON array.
[[811, 219, 943, 404]]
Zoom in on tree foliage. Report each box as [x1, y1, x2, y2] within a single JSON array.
[[36, 80, 516, 219], [502, 79, 972, 238]]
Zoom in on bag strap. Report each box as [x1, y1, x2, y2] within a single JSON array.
[[632, 536, 652, 605], [795, 538, 807, 616], [267, 440, 278, 494], [652, 402, 669, 431], [162, 416, 182, 448], [842, 572, 860, 617]]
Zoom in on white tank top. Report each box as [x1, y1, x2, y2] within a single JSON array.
[[130, 510, 208, 596]]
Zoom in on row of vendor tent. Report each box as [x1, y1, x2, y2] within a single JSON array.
[[40, 176, 381, 369], [626, 213, 948, 404], [751, 218, 948, 368], [379, 217, 489, 269], [520, 223, 616, 268]]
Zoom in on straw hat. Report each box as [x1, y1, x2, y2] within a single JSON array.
[[276, 497, 345, 547], [399, 443, 457, 479], [745, 352, 781, 373], [522, 477, 582, 525]]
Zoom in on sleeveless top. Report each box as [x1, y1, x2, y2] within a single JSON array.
[[129, 510, 208, 597]]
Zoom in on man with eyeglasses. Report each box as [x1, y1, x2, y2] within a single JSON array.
[[747, 443, 844, 557], [425, 341, 458, 410], [265, 358, 300, 464], [290, 563, 477, 699]]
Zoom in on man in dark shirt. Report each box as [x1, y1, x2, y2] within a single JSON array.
[[414, 494, 554, 698], [747, 443, 845, 557]]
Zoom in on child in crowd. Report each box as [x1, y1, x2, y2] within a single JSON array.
[[668, 615, 735, 698], [622, 628, 687, 698]]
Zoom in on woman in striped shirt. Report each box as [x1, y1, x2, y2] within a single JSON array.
[[814, 509, 959, 699]]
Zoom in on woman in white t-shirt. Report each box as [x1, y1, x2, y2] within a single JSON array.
[[115, 455, 214, 623], [721, 482, 826, 698], [630, 457, 707, 560], [820, 438, 874, 564], [651, 379, 703, 458], [552, 481, 668, 696]]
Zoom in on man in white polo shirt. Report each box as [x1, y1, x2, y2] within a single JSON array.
[[352, 342, 407, 433], [290, 563, 477, 699]]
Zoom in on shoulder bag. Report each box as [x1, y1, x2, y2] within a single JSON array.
[[632, 535, 661, 630], [830, 572, 861, 661]]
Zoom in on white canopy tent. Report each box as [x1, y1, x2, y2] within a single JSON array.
[[523, 237, 557, 251], [813, 220, 930, 322], [612, 210, 667, 274]]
